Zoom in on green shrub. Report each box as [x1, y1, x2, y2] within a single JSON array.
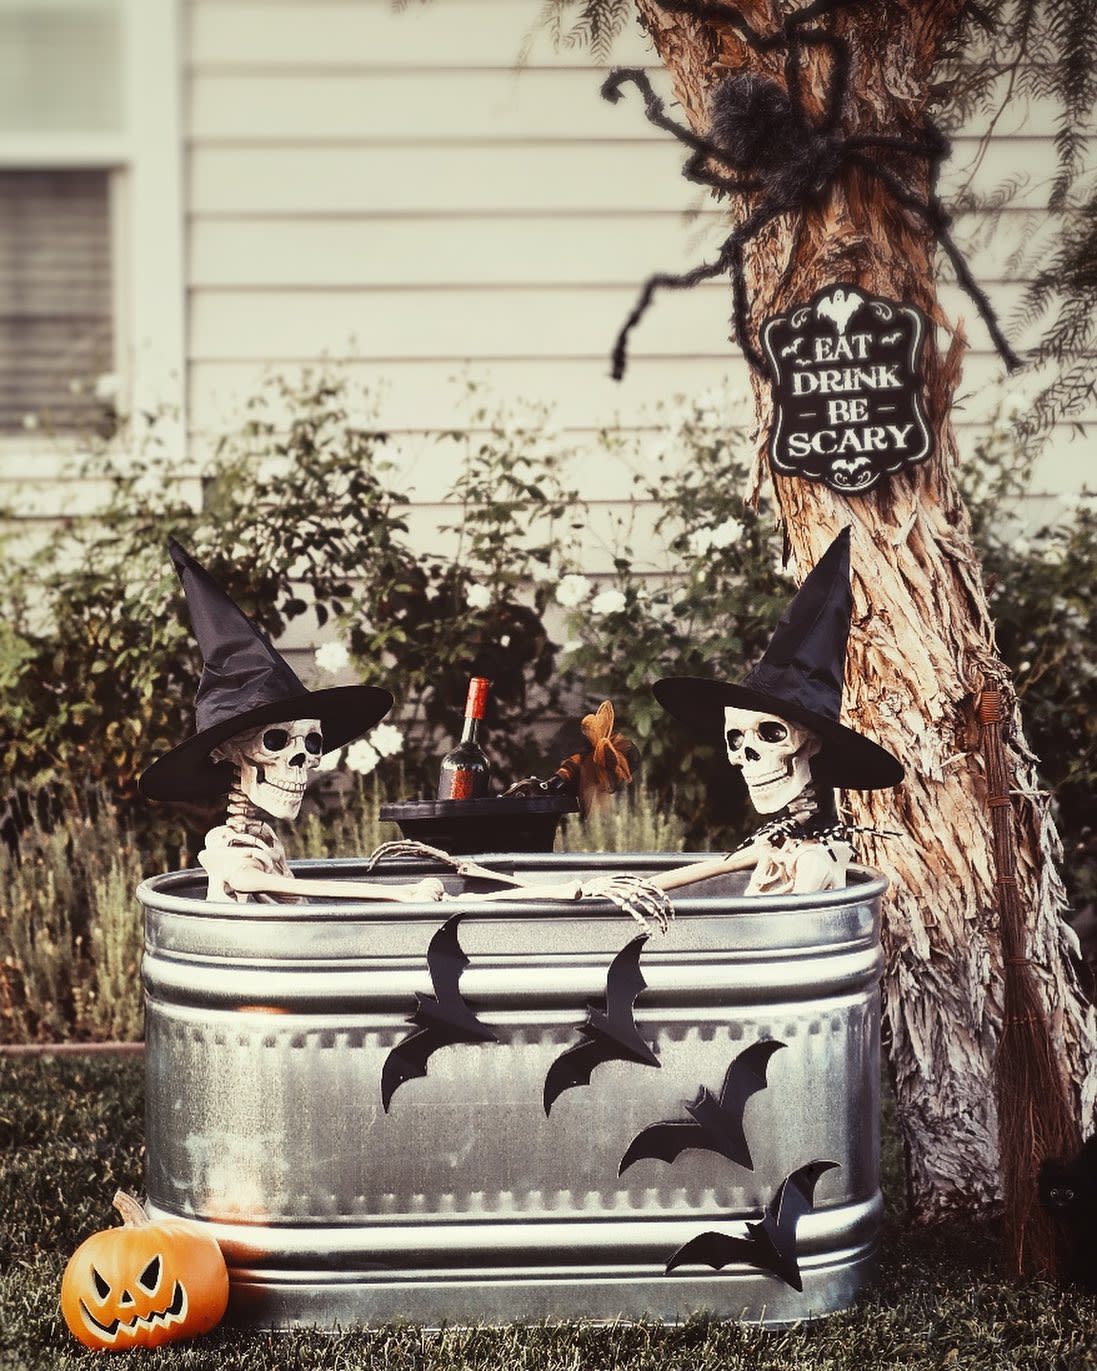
[[0, 373, 580, 812]]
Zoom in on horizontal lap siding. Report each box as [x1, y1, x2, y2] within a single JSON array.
[[8, 2, 1082, 543]]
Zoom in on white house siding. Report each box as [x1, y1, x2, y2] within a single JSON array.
[[2, 1, 1089, 571]]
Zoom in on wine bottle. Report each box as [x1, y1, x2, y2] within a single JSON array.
[[437, 676, 491, 800]]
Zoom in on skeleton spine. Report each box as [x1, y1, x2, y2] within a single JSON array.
[[225, 764, 265, 837]]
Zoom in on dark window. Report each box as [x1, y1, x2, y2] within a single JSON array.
[[0, 169, 114, 433]]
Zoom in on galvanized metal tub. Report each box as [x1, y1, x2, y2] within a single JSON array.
[[138, 852, 885, 1328]]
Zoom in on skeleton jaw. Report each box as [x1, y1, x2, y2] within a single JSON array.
[[252, 763, 308, 817], [746, 761, 800, 803]]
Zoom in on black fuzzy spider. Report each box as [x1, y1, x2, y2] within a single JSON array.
[[603, 0, 1020, 379]]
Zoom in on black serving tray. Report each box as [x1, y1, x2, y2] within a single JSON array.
[[380, 794, 578, 855]]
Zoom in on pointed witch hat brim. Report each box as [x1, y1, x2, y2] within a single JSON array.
[[653, 528, 903, 791], [139, 540, 393, 803]]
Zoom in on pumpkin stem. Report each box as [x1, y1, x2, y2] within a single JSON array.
[[112, 1190, 151, 1229]]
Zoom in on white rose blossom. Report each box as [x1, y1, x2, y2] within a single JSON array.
[[369, 722, 404, 759], [556, 573, 592, 608], [709, 517, 744, 549], [687, 528, 716, 557], [590, 588, 627, 617], [466, 582, 492, 610], [345, 738, 380, 776], [317, 747, 343, 773], [314, 641, 351, 674]]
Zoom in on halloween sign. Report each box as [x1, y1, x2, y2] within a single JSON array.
[[762, 285, 933, 494]]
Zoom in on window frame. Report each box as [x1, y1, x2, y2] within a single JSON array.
[[0, 0, 185, 453]]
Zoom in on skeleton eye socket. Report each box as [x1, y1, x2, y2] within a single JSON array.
[[136, 1255, 161, 1295], [262, 728, 290, 752], [304, 732, 323, 756], [759, 721, 789, 744], [725, 729, 744, 752], [91, 1268, 111, 1302]]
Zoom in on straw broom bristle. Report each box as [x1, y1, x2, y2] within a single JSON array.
[[980, 686, 1082, 1279]]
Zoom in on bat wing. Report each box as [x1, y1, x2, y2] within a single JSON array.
[[771, 1159, 840, 1242], [425, 914, 471, 1010], [706, 1039, 787, 1169], [618, 1120, 705, 1175], [380, 1022, 455, 1111], [759, 1159, 840, 1289], [603, 934, 650, 1031], [665, 1228, 772, 1275], [543, 1036, 617, 1114]]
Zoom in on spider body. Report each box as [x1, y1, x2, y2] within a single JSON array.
[[603, 0, 1019, 380]]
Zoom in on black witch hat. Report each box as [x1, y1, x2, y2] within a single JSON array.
[[139, 540, 393, 803], [653, 528, 903, 790]]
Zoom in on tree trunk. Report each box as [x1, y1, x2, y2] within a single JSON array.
[[634, 0, 1097, 1224]]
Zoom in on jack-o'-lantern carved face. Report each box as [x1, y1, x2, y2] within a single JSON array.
[[60, 1191, 228, 1351]]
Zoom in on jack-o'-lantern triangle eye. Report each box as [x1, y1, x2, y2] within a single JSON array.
[[91, 1268, 111, 1301], [136, 1255, 161, 1294]]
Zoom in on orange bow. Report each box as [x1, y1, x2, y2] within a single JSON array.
[[551, 700, 634, 817]]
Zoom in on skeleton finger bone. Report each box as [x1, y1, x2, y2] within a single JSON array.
[[363, 839, 527, 887], [580, 876, 675, 933]]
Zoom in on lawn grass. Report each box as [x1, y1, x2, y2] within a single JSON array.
[[2, 1055, 1095, 1371]]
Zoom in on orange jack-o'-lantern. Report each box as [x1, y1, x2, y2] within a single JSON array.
[[60, 1191, 229, 1351]]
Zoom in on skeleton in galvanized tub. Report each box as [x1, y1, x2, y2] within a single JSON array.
[[640, 526, 904, 898], [139, 540, 670, 924], [472, 528, 903, 904]]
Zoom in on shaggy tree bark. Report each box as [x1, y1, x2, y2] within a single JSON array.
[[632, 0, 1097, 1224]]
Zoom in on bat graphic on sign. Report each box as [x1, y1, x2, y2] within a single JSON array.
[[381, 914, 497, 1111], [618, 1039, 786, 1175], [543, 934, 659, 1114], [665, 1159, 839, 1291]]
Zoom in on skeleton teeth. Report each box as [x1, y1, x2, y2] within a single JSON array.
[[751, 770, 792, 787]]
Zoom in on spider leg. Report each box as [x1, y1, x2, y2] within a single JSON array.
[[848, 151, 1022, 371], [683, 148, 763, 196], [846, 131, 950, 163], [611, 186, 803, 379], [610, 246, 738, 380], [601, 68, 728, 160], [726, 194, 808, 373]]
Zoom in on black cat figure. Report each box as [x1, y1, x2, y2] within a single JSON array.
[[1038, 1134, 1097, 1291]]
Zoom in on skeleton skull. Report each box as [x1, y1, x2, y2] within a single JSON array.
[[723, 706, 821, 814], [212, 717, 323, 820]]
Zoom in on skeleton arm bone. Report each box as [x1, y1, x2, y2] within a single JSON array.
[[217, 866, 448, 903], [199, 834, 446, 904]]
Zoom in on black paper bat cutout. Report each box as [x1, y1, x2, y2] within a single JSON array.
[[543, 933, 659, 1115], [381, 913, 498, 1111], [665, 1159, 839, 1292], [618, 1039, 786, 1175]]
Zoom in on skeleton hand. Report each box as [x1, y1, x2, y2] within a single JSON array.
[[363, 840, 526, 888], [580, 875, 675, 933]]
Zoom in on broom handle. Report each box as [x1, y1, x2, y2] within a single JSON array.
[[977, 687, 1027, 966]]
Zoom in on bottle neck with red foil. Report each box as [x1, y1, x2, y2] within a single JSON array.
[[460, 676, 489, 743]]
